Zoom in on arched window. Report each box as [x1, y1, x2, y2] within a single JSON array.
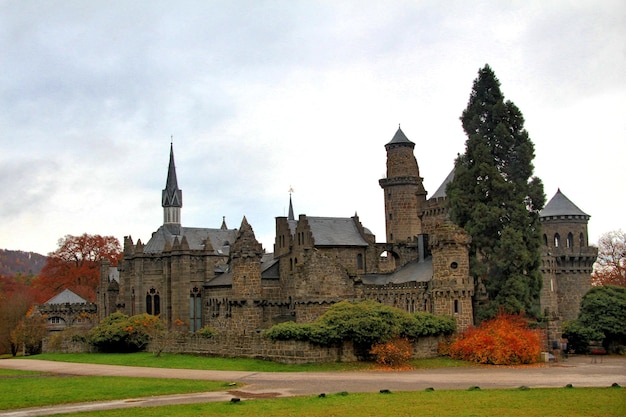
[[554, 233, 561, 248], [543, 234, 548, 246], [567, 233, 573, 248], [146, 288, 160, 316], [357, 253, 363, 270], [189, 287, 202, 332]]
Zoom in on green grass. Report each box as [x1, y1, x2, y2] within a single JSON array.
[[0, 368, 43, 377], [0, 371, 238, 410], [51, 388, 626, 417], [27, 352, 475, 372]]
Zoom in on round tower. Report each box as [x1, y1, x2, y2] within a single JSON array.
[[540, 189, 597, 322], [378, 127, 427, 243]]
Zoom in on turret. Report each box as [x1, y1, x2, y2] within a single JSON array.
[[540, 189, 597, 322], [230, 216, 264, 300], [379, 127, 427, 243]]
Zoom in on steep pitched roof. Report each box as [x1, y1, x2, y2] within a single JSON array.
[[431, 168, 455, 199], [385, 126, 414, 146], [307, 217, 369, 246], [162, 143, 182, 208], [143, 225, 237, 254], [45, 289, 88, 305], [540, 189, 590, 218]]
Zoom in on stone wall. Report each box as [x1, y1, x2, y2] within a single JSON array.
[[153, 334, 444, 364]]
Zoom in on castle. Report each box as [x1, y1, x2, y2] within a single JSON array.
[[96, 127, 596, 341]]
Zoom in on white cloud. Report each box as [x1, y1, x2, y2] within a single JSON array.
[[0, 0, 624, 254]]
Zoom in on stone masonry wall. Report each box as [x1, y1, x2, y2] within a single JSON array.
[[153, 333, 445, 364]]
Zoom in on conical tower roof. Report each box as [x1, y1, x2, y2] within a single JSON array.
[[385, 126, 415, 147], [540, 189, 589, 219], [162, 143, 182, 208]]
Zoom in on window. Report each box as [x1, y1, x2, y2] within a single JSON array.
[[357, 253, 364, 270], [543, 234, 548, 246], [580, 233, 585, 247], [554, 233, 560, 248], [567, 233, 573, 248], [454, 299, 460, 314], [189, 287, 202, 332], [146, 288, 160, 316]]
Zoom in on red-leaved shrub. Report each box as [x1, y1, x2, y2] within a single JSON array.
[[448, 313, 541, 365], [370, 337, 412, 367]]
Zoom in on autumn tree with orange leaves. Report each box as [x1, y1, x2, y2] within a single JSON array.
[[592, 230, 626, 287], [33, 234, 122, 303]]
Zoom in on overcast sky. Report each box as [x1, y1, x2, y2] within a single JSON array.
[[1, 0, 624, 256]]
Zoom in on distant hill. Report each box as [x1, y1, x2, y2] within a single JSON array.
[[0, 249, 47, 277]]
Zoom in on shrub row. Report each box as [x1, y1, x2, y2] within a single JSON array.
[[264, 300, 455, 358]]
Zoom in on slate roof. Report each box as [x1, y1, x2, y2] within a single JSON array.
[[362, 258, 433, 285], [386, 126, 414, 146], [431, 168, 455, 199], [540, 189, 590, 218], [45, 289, 88, 305], [204, 253, 279, 287], [307, 217, 369, 247], [143, 225, 238, 254]]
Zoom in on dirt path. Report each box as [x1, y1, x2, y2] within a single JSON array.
[[1, 355, 624, 416]]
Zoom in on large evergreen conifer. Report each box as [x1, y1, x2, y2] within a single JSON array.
[[447, 65, 545, 321]]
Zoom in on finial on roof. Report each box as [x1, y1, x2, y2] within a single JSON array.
[[221, 216, 228, 230], [171, 134, 173, 145]]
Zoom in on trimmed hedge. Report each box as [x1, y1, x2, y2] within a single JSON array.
[[264, 300, 455, 357]]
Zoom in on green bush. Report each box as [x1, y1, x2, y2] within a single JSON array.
[[562, 320, 604, 354], [90, 312, 164, 353], [264, 301, 455, 359], [195, 326, 217, 339]]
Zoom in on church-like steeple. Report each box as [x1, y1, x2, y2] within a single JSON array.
[[288, 192, 295, 221], [162, 143, 182, 229]]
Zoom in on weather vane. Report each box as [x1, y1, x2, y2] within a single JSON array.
[[289, 186, 294, 195]]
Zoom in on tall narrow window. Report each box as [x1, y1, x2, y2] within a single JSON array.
[[579, 233, 585, 247], [543, 234, 548, 246], [567, 233, 573, 248], [189, 287, 202, 332], [357, 253, 363, 270], [554, 233, 560, 248], [454, 299, 459, 314], [146, 288, 160, 316]]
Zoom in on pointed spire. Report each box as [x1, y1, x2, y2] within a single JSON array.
[[288, 187, 295, 221], [162, 143, 183, 227], [221, 216, 228, 230], [162, 143, 182, 208]]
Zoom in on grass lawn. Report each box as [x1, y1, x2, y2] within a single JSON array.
[[29, 352, 475, 372], [49, 388, 626, 417], [0, 370, 238, 410]]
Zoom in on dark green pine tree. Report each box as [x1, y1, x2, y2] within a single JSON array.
[[447, 64, 545, 321]]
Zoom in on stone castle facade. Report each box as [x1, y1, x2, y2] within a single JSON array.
[[96, 127, 596, 342]]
